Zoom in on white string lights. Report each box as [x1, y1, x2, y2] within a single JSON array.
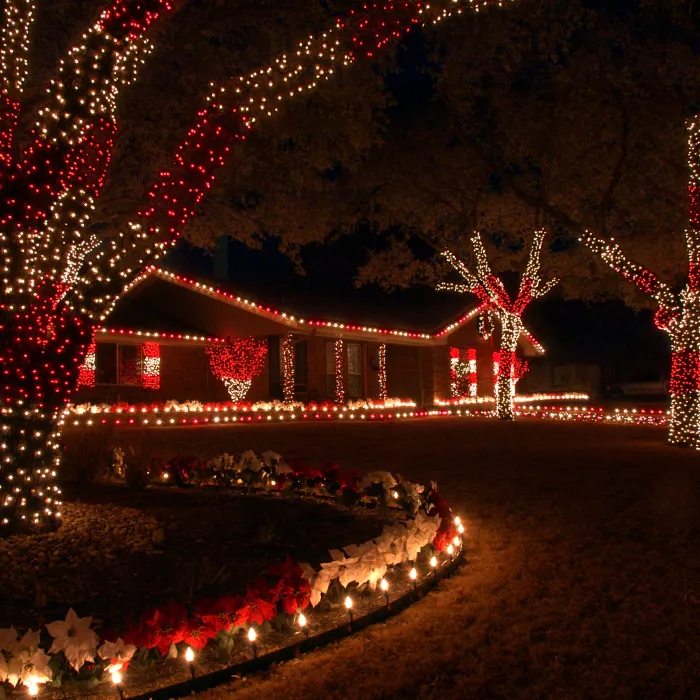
[[0, 0, 515, 533], [438, 230, 557, 420], [580, 119, 700, 448], [378, 343, 388, 401]]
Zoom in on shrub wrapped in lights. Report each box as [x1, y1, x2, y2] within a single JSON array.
[[205, 338, 268, 402]]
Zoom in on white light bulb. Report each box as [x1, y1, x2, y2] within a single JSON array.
[[344, 595, 353, 610], [185, 647, 194, 663], [248, 627, 257, 642]]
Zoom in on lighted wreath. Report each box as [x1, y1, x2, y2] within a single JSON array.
[[205, 337, 268, 402], [0, 450, 463, 697]]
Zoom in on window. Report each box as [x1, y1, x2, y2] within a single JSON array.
[[95, 343, 142, 386], [325, 342, 336, 396], [295, 340, 308, 394], [347, 342, 363, 397]]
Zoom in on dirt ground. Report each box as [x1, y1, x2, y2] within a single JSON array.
[[114, 416, 700, 700]]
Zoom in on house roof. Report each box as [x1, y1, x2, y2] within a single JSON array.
[[96, 266, 545, 354]]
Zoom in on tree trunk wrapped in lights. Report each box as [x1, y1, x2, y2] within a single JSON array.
[[581, 119, 700, 448], [0, 0, 511, 535], [205, 338, 267, 403], [439, 230, 557, 420]]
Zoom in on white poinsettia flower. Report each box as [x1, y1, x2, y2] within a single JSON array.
[[238, 449, 262, 472], [0, 653, 7, 683], [343, 541, 377, 559], [6, 647, 52, 687], [46, 609, 98, 672], [0, 626, 17, 652], [9, 629, 39, 657], [97, 637, 136, 672], [261, 449, 283, 466]]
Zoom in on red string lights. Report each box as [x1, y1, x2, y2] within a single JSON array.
[[141, 342, 161, 390], [77, 342, 96, 388], [0, 0, 514, 533], [205, 338, 268, 403], [581, 118, 700, 448], [439, 231, 556, 420]]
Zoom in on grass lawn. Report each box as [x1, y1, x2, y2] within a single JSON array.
[[131, 416, 700, 700]]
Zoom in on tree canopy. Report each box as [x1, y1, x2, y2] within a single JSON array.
[[166, 0, 700, 307]]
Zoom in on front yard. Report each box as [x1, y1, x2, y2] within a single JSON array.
[[109, 416, 700, 699]]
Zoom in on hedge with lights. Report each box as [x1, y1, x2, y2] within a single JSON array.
[[0, 449, 463, 697], [0, 0, 515, 534]]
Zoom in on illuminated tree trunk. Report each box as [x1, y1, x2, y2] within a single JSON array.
[[495, 313, 520, 421], [0, 290, 92, 531], [666, 296, 700, 448]]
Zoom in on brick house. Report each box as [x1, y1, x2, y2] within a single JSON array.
[[74, 268, 544, 406]]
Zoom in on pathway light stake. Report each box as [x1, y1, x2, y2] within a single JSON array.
[[27, 676, 40, 697], [430, 555, 438, 575], [185, 647, 196, 680], [380, 578, 390, 607], [298, 612, 309, 641], [248, 627, 258, 658], [409, 567, 417, 592], [111, 669, 125, 700], [345, 595, 354, 628]]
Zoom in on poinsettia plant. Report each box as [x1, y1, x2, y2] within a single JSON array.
[[0, 450, 461, 697]]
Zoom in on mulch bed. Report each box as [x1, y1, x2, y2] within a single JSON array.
[[0, 484, 390, 632]]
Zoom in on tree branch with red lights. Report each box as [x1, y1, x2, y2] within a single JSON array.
[[439, 229, 556, 420], [0, 0, 512, 535], [205, 337, 268, 403], [580, 118, 700, 449]]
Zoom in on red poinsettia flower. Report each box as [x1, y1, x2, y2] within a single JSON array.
[[234, 584, 278, 626], [427, 489, 452, 520], [123, 622, 161, 650], [194, 595, 245, 634], [182, 617, 215, 650], [274, 572, 312, 615]]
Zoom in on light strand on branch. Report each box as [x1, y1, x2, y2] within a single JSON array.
[[78, 0, 516, 317], [439, 230, 555, 420]]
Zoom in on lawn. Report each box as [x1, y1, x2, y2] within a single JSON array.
[[123, 416, 700, 700]]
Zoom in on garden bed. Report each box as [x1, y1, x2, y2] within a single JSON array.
[[0, 485, 390, 632]]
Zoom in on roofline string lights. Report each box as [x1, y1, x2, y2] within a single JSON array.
[[580, 118, 700, 448], [438, 230, 557, 420]]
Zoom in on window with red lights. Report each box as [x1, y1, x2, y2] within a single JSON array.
[[95, 343, 143, 386]]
